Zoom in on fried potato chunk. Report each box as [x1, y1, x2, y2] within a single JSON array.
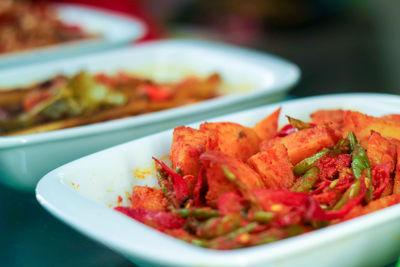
[[253, 107, 281, 141], [394, 146, 400, 195], [130, 186, 168, 211], [170, 126, 215, 177], [260, 126, 336, 164], [247, 144, 295, 189], [200, 122, 259, 162], [381, 114, 400, 124], [367, 131, 396, 172], [311, 109, 344, 138], [343, 110, 400, 147], [200, 151, 264, 207]]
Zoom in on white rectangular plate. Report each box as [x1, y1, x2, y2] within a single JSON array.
[[0, 39, 299, 190], [0, 4, 146, 69], [36, 93, 400, 267]]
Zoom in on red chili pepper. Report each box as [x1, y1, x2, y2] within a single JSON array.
[[276, 124, 298, 137], [312, 180, 331, 194], [142, 85, 172, 102], [251, 224, 271, 234], [23, 89, 53, 111], [252, 189, 309, 226], [276, 123, 317, 137], [114, 207, 185, 229], [194, 166, 205, 207], [94, 73, 116, 88], [153, 157, 189, 206], [334, 175, 354, 191], [117, 72, 137, 83], [317, 154, 351, 180], [183, 174, 196, 199], [217, 191, 244, 216], [252, 183, 366, 222], [372, 161, 391, 199], [313, 191, 340, 206], [61, 24, 84, 33], [309, 178, 366, 220]]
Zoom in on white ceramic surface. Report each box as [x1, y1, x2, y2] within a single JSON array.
[[36, 94, 400, 267], [0, 39, 300, 190], [0, 4, 146, 69]]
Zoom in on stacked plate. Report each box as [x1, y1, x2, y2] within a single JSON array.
[[0, 4, 145, 68]]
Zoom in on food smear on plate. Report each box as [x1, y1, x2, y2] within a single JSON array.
[[115, 108, 400, 250], [0, 0, 98, 54], [0, 71, 221, 136]]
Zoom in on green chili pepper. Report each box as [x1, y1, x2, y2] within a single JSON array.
[[347, 131, 372, 202], [222, 166, 262, 211], [249, 225, 304, 246], [331, 138, 350, 155], [161, 183, 167, 195], [293, 149, 329, 175], [351, 148, 371, 179], [253, 211, 275, 223], [348, 131, 358, 151], [291, 166, 320, 193], [286, 225, 306, 237], [248, 232, 279, 246], [227, 222, 258, 238], [191, 239, 207, 247], [173, 207, 220, 219], [329, 179, 339, 189], [175, 166, 182, 175], [206, 222, 258, 249], [196, 214, 242, 239], [286, 116, 314, 130], [222, 166, 236, 182], [333, 179, 361, 210], [364, 177, 373, 203], [176, 234, 207, 248]]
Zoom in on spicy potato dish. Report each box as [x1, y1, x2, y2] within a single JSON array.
[[115, 108, 400, 250]]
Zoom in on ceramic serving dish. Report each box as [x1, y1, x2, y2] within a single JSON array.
[[36, 93, 400, 267], [0, 4, 146, 69], [0, 39, 300, 190]]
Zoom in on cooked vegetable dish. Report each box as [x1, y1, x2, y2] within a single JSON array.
[[0, 71, 221, 135], [0, 0, 97, 54], [115, 108, 400, 250]]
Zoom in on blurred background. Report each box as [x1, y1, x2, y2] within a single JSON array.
[[1, 0, 399, 266]]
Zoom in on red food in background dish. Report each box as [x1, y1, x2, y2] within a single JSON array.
[[52, 0, 164, 41]]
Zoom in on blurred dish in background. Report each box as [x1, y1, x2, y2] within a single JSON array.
[[0, 0, 98, 54], [0, 3, 145, 68], [0, 40, 299, 190], [0, 71, 221, 136]]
